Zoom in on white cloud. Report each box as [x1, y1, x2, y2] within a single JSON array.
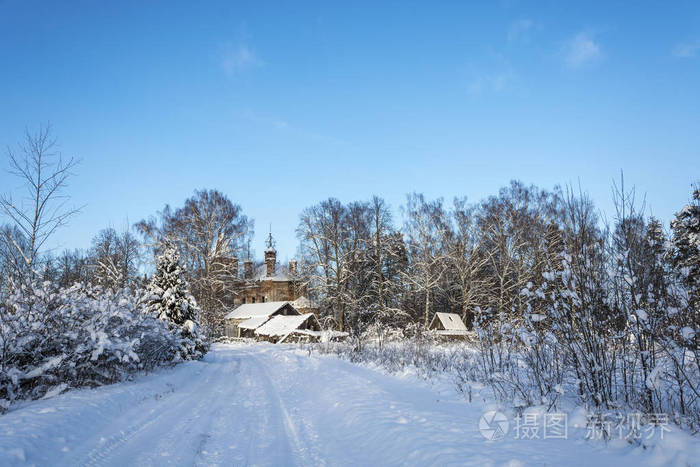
[[508, 19, 534, 43], [221, 44, 263, 75], [672, 39, 700, 58], [562, 32, 602, 68]]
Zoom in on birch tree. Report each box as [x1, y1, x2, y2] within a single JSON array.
[[137, 189, 253, 334], [54, 248, 91, 289], [89, 227, 142, 290], [0, 225, 29, 299], [402, 193, 448, 327], [443, 198, 489, 327], [367, 197, 408, 327], [474, 182, 559, 321], [0, 125, 81, 277], [297, 198, 352, 331]]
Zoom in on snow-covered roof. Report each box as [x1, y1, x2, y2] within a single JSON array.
[[434, 330, 469, 336], [430, 312, 467, 331], [237, 316, 271, 330], [293, 329, 349, 338], [291, 295, 317, 309], [255, 314, 318, 338], [225, 301, 291, 320]]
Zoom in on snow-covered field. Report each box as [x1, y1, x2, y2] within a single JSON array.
[[0, 343, 698, 466]]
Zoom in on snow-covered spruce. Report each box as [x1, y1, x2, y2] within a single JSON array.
[[143, 245, 208, 359], [0, 282, 191, 411], [670, 188, 700, 317]]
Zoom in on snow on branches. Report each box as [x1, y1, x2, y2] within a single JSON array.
[[0, 282, 197, 411], [143, 245, 207, 359]]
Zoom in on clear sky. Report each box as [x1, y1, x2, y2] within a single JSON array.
[[1, 0, 699, 260]]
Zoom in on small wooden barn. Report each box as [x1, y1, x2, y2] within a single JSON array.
[[254, 313, 322, 343], [224, 301, 300, 338], [428, 312, 469, 339]]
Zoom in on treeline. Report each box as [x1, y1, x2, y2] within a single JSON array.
[[298, 180, 700, 423], [0, 226, 141, 292], [0, 194, 253, 334], [298, 181, 699, 334]]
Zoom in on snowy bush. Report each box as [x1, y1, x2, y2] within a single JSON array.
[[0, 281, 203, 411], [313, 336, 479, 384], [472, 305, 566, 410]]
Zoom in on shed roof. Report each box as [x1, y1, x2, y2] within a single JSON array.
[[225, 301, 292, 320], [237, 316, 271, 330], [293, 329, 349, 339], [434, 329, 469, 336], [430, 312, 467, 331], [255, 314, 319, 338]]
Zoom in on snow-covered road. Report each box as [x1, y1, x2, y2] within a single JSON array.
[[0, 343, 696, 466]]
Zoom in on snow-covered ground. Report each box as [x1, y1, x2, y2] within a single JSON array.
[[0, 343, 698, 466]]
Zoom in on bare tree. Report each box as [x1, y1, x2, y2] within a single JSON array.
[[472, 182, 559, 321], [402, 193, 448, 327], [298, 196, 409, 335], [0, 125, 81, 276], [0, 224, 29, 298], [136, 189, 252, 334], [297, 198, 352, 331], [367, 197, 408, 322], [370, 196, 393, 311], [555, 185, 615, 406], [89, 226, 142, 290], [54, 248, 90, 289], [443, 198, 489, 327]]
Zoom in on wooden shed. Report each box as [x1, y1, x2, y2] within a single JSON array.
[[428, 312, 469, 339], [254, 313, 322, 344], [224, 301, 300, 338]]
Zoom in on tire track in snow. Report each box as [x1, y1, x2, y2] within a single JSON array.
[[73, 347, 303, 467], [76, 368, 218, 466], [73, 354, 239, 466], [129, 357, 243, 466], [246, 351, 322, 467]]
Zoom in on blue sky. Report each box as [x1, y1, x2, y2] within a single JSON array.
[[1, 0, 699, 260]]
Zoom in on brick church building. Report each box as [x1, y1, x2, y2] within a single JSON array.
[[215, 233, 315, 314]]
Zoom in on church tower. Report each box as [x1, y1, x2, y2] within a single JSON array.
[[264, 229, 277, 277]]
